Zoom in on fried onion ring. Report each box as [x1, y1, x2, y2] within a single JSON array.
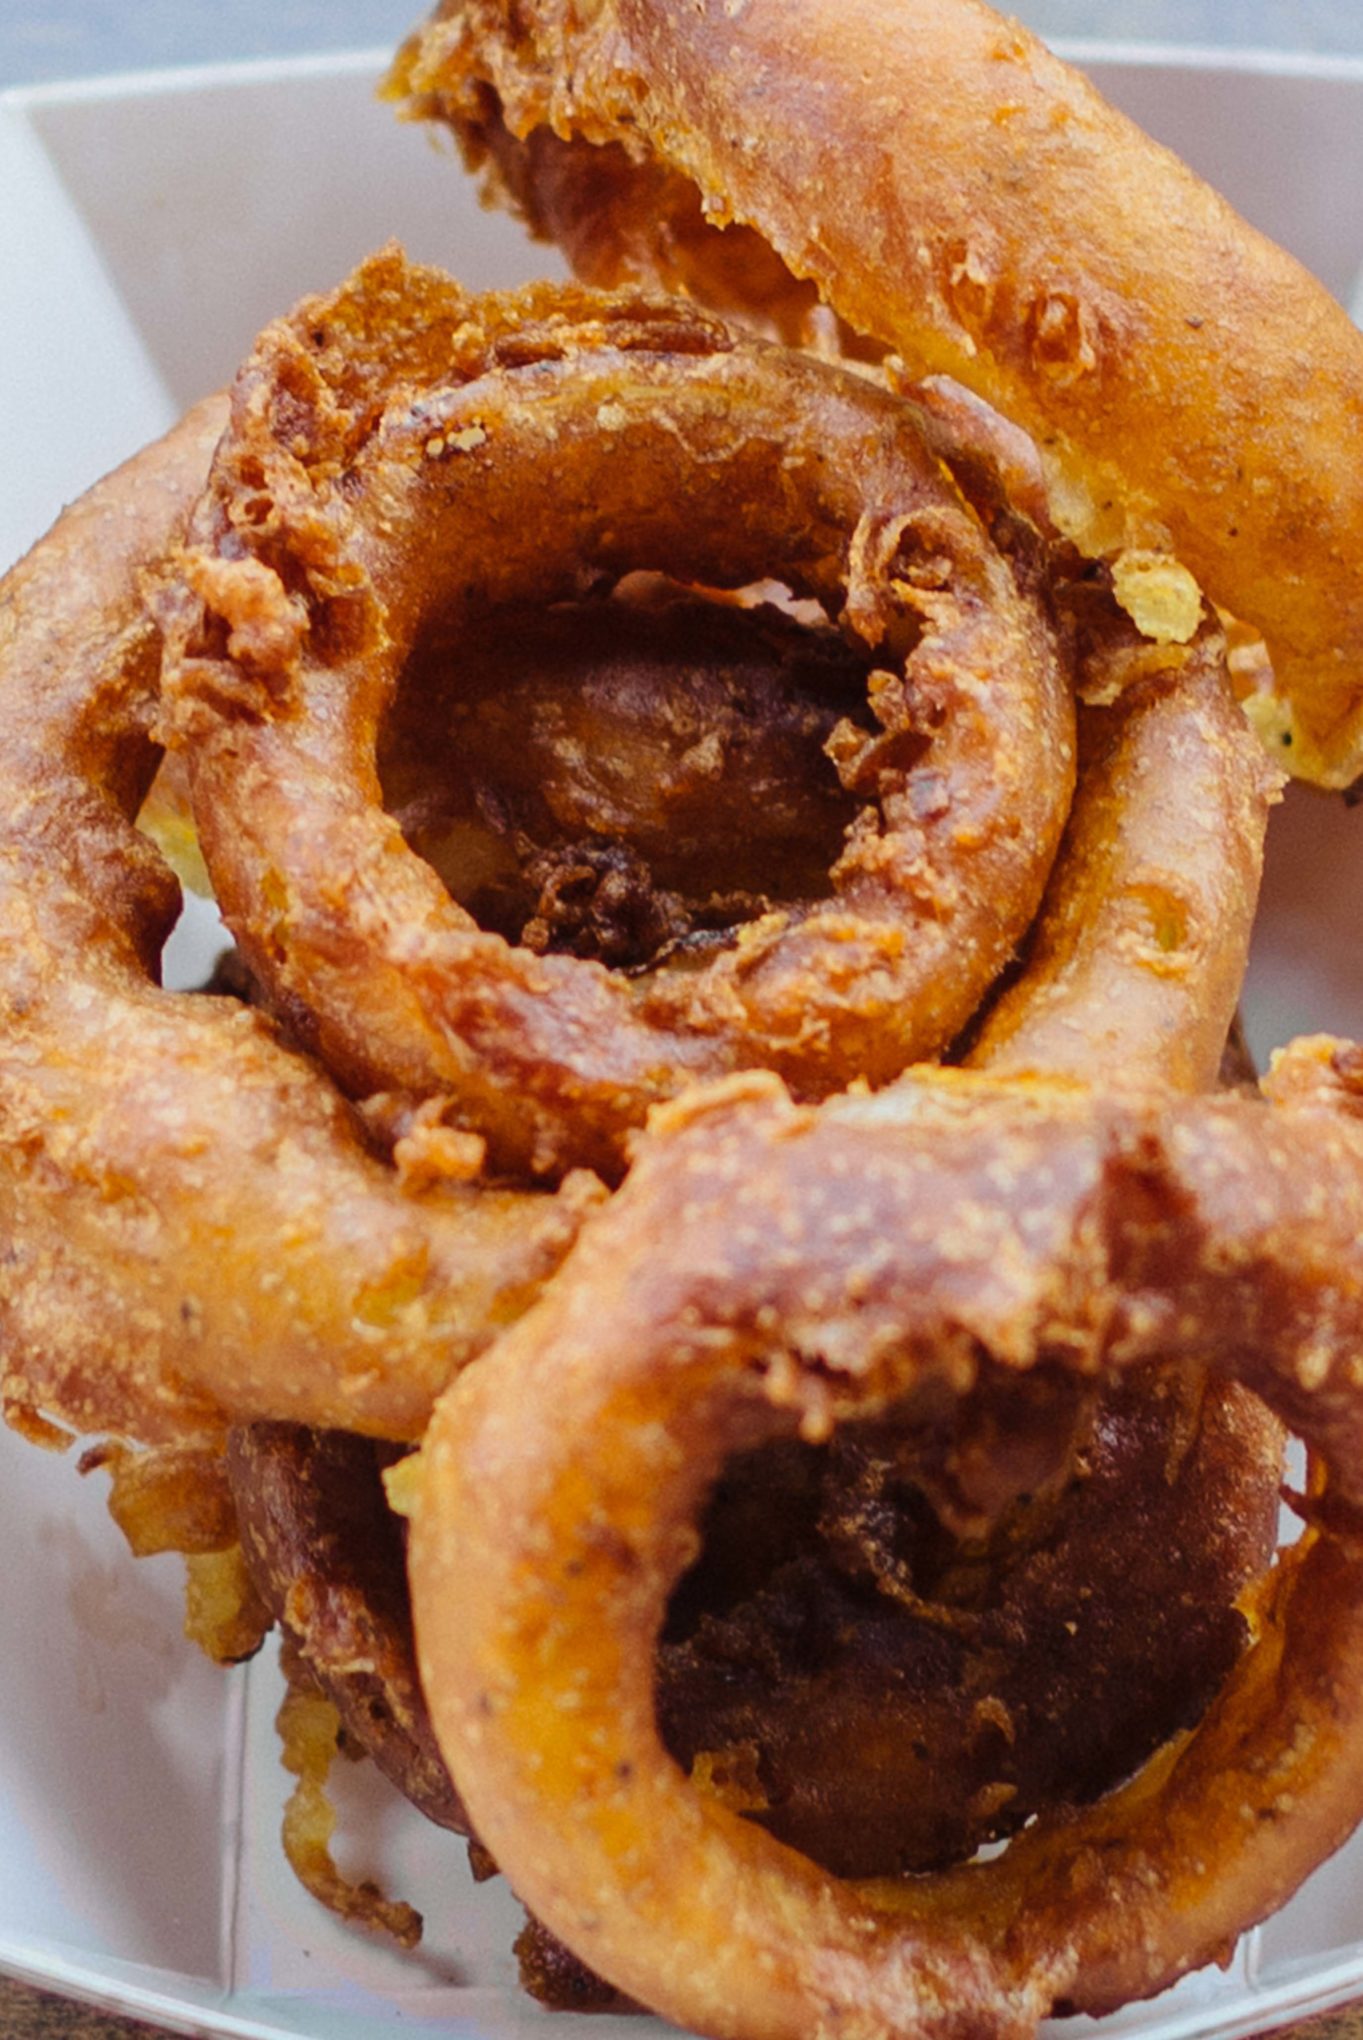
[[157, 252, 1075, 1178], [408, 1042, 1363, 2040], [969, 612, 1277, 1090], [0, 399, 598, 1444], [0, 259, 1271, 1449], [0, 257, 1284, 2024], [237, 1364, 1279, 1891], [390, 0, 1363, 785]]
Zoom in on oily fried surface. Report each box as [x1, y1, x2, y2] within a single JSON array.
[[0, 263, 1265, 1446], [0, 397, 600, 1446], [393, 0, 1363, 783], [275, 1640, 424, 1950], [156, 253, 1075, 1178], [407, 1048, 1363, 2040], [0, 237, 1293, 2039], [229, 1419, 626, 2005], [228, 1424, 462, 1833], [228, 1354, 1279, 1971], [966, 617, 1279, 1093]]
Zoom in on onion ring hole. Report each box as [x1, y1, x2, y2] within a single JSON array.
[[377, 578, 874, 974]]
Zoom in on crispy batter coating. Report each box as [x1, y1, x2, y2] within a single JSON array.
[[147, 575, 889, 971], [217, 542, 1275, 2002], [390, 0, 1363, 784], [275, 1640, 424, 1948], [0, 245, 1289, 2032], [85, 1438, 273, 1662], [228, 1425, 463, 1834], [227, 1367, 1279, 1884], [228, 1362, 1279, 2005], [202, 326, 1278, 1994], [229, 1418, 628, 2002], [408, 1044, 1363, 2040], [0, 400, 599, 1445], [83, 1440, 242, 1557], [0, 259, 1271, 1453], [968, 617, 1279, 1089], [157, 254, 1075, 1179]]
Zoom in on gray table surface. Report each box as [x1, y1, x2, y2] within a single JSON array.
[[3, 0, 1363, 90]]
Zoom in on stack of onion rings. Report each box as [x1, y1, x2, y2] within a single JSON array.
[[140, 245, 1282, 2011], [0, 391, 600, 1446], [364, 0, 1363, 2022], [6, 0, 1363, 2029], [0, 255, 1291, 2020], [131, 251, 1271, 1991]]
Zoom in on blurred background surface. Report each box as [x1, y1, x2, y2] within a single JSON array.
[[3, 0, 1363, 89]]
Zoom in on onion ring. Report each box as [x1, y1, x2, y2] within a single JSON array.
[[407, 1040, 1363, 2040], [156, 251, 1075, 1178], [227, 1357, 1281, 1894], [969, 612, 1278, 1090], [0, 399, 598, 1444], [391, 0, 1363, 785], [0, 259, 1271, 1447]]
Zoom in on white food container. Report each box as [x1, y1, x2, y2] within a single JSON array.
[[1, 40, 1362, 2040]]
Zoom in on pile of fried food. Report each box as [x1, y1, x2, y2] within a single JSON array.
[[7, 0, 1363, 2034]]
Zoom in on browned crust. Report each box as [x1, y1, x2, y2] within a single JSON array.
[[228, 1423, 466, 1832], [409, 1044, 1363, 2040], [391, 0, 1363, 784], [226, 1371, 1282, 1885], [968, 621, 1279, 1089], [156, 253, 1075, 1179], [0, 399, 599, 1444], [0, 268, 1273, 1446]]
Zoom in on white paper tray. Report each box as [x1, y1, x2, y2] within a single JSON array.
[[2, 41, 1363, 2040]]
